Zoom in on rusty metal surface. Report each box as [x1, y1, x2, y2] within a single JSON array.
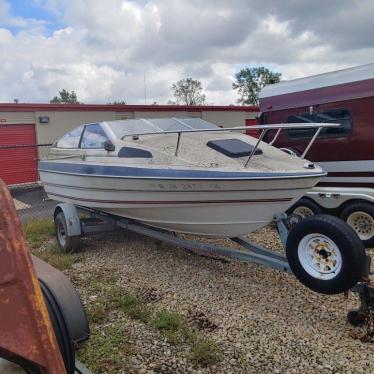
[[0, 178, 66, 373]]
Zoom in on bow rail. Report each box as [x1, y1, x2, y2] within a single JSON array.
[[121, 121, 340, 167]]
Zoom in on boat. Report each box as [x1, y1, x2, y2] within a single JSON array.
[[38, 117, 332, 237]]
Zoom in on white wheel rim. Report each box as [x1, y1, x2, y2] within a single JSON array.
[[293, 206, 314, 218], [57, 221, 66, 247], [297, 233, 342, 280], [347, 211, 374, 241]]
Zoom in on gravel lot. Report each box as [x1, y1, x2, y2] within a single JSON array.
[[64, 225, 374, 373]]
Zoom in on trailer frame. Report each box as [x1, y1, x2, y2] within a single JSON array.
[[54, 203, 374, 332]]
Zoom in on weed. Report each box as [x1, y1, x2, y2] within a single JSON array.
[[118, 294, 137, 308], [118, 294, 152, 323], [188, 336, 221, 367], [23, 218, 54, 248], [77, 323, 133, 373], [129, 304, 152, 323], [34, 240, 82, 271], [182, 327, 199, 344], [164, 330, 180, 345], [151, 311, 182, 332], [87, 303, 109, 324]]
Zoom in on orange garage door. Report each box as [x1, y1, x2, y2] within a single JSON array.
[[0, 124, 38, 185]]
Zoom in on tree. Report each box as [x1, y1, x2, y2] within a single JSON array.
[[108, 100, 127, 105], [171, 78, 206, 105], [233, 67, 281, 105], [50, 89, 79, 104]]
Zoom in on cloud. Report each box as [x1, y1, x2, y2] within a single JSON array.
[[0, 0, 373, 104]]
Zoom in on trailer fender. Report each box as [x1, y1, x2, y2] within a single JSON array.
[[54, 203, 82, 237], [33, 256, 90, 346], [307, 187, 374, 210]]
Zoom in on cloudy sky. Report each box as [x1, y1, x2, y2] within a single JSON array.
[[0, 0, 373, 104]]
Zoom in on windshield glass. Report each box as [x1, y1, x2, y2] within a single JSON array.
[[107, 118, 218, 139]]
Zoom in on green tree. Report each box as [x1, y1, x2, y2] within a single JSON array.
[[108, 100, 127, 105], [50, 89, 79, 104], [233, 67, 281, 105], [171, 78, 206, 105]]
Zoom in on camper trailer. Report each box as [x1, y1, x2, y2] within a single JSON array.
[[258, 63, 374, 246]]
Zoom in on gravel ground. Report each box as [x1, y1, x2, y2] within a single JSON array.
[[65, 225, 374, 373]]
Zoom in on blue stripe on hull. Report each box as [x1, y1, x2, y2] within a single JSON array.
[[39, 161, 325, 180]]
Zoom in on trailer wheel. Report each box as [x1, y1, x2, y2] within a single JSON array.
[[55, 212, 80, 253], [286, 215, 365, 294], [340, 202, 374, 247], [287, 197, 323, 218]]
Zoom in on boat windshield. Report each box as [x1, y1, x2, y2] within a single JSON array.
[[106, 118, 218, 139]]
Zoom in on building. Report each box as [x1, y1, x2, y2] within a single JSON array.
[[0, 103, 259, 185]]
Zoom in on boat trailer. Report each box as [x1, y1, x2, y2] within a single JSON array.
[[55, 203, 374, 339]]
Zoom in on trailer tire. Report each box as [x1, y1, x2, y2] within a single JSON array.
[[55, 212, 80, 253], [287, 197, 323, 218], [286, 215, 365, 294], [340, 202, 374, 247]]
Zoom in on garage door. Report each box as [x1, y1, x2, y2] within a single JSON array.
[[0, 124, 38, 185]]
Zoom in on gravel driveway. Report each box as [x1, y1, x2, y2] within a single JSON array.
[[67, 226, 374, 373]]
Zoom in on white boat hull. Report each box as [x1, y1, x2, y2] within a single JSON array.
[[40, 168, 321, 237]]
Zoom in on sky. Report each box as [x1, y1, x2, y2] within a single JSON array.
[[0, 0, 373, 105]]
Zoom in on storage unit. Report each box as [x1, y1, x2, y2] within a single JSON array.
[[0, 123, 38, 184]]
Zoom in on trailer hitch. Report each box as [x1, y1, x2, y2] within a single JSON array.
[[348, 253, 374, 342]]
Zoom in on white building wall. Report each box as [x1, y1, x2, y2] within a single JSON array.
[[201, 111, 246, 128], [34, 111, 116, 143], [20, 108, 259, 143]]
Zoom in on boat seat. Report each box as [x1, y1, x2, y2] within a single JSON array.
[[207, 139, 262, 158]]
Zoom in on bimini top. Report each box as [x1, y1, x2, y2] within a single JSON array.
[[106, 117, 217, 139], [259, 62, 374, 112]]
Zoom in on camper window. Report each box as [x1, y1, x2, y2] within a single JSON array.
[[287, 109, 352, 139]]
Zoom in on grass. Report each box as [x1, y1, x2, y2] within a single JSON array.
[[86, 278, 126, 323], [23, 218, 54, 248], [118, 294, 152, 323], [118, 294, 137, 308], [82, 277, 222, 370], [151, 311, 182, 332], [34, 241, 82, 271], [22, 217, 81, 271], [87, 303, 109, 324], [188, 336, 221, 367], [21, 220, 220, 370], [77, 323, 133, 373]]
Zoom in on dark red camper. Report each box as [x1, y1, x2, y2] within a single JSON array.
[[257, 63, 374, 247]]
